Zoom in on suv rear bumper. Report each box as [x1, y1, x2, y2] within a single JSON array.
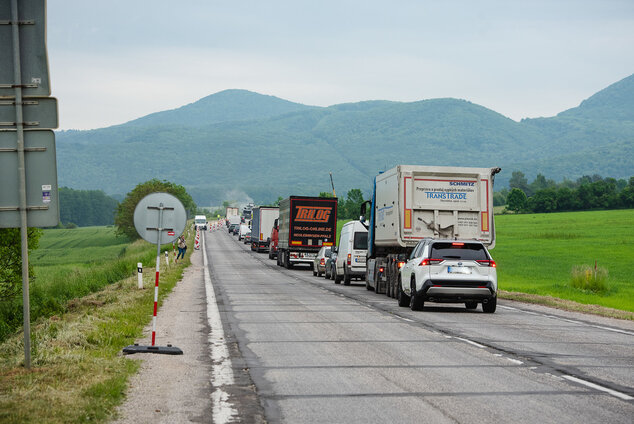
[[416, 279, 496, 302]]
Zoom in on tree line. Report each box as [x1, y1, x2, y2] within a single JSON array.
[[58, 187, 119, 227], [497, 172, 634, 213]]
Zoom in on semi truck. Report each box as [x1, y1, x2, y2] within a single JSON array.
[[250, 206, 280, 252], [360, 165, 501, 298], [277, 196, 338, 269]]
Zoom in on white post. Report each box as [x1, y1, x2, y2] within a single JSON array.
[[137, 263, 143, 289], [165, 250, 169, 266]]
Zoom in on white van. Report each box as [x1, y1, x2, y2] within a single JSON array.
[[194, 215, 207, 230], [334, 220, 368, 285], [238, 223, 250, 241]]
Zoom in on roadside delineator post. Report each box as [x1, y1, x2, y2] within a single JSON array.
[[137, 263, 143, 289], [164, 250, 169, 267], [123, 192, 186, 356]]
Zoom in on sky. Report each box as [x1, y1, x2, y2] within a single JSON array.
[[46, 0, 634, 130]]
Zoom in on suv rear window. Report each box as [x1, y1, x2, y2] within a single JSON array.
[[353, 232, 368, 250], [430, 242, 488, 261]]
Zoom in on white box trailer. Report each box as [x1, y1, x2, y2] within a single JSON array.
[[362, 165, 501, 296], [250, 207, 279, 252]]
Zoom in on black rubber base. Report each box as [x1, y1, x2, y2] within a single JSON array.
[[122, 344, 183, 355]]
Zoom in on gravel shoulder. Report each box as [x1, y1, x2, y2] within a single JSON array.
[[112, 247, 212, 424]]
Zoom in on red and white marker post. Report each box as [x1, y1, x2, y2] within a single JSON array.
[[151, 252, 161, 346]]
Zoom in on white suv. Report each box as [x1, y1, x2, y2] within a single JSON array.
[[398, 239, 497, 313]]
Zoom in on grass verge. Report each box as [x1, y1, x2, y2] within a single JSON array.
[[0, 233, 193, 423]]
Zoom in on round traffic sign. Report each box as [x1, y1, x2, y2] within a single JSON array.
[[133, 193, 186, 244]]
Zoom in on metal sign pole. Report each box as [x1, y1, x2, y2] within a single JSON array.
[[151, 204, 163, 346], [11, 0, 31, 370]]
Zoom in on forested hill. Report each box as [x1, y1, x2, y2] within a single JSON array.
[[55, 74, 634, 205]]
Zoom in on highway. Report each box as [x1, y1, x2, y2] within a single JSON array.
[[203, 229, 634, 423]]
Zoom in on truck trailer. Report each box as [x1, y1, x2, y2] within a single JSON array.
[[361, 165, 501, 298], [250, 207, 280, 252], [277, 196, 337, 269]]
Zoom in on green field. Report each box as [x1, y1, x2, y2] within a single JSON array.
[[493, 209, 634, 312], [0, 227, 179, 342]]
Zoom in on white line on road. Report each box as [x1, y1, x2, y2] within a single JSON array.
[[499, 305, 634, 336], [202, 235, 238, 423], [454, 337, 486, 348], [562, 375, 634, 401], [506, 358, 524, 365]]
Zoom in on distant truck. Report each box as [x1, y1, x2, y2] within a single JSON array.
[[268, 218, 279, 260], [277, 196, 338, 268], [194, 215, 207, 231], [361, 165, 501, 297], [250, 207, 280, 252], [226, 207, 239, 219]]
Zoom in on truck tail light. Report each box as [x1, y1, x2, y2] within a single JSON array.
[[419, 258, 443, 266], [476, 260, 496, 267], [347, 253, 351, 266], [379, 267, 384, 273]]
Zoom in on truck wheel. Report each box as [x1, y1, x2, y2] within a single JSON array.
[[409, 280, 424, 311], [285, 252, 293, 269], [269, 250, 273, 260], [397, 278, 410, 307], [343, 267, 351, 285], [482, 297, 497, 313]]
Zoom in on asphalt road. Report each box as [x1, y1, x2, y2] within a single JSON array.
[[204, 229, 634, 423]]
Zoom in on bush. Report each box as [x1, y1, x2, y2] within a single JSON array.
[[570, 264, 609, 293]]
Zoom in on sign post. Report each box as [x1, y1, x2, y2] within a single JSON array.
[[123, 192, 186, 355], [1, 0, 59, 369]]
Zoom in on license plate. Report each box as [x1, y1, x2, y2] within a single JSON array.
[[355, 257, 366, 263], [447, 266, 471, 274], [303, 253, 316, 259]]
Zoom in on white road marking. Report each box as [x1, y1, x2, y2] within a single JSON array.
[[202, 235, 238, 423], [562, 375, 634, 401], [506, 358, 524, 365], [499, 305, 634, 336], [454, 337, 486, 348]]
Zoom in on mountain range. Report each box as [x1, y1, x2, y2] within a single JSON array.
[[55, 74, 634, 206]]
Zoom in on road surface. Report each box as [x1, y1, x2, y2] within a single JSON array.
[[204, 230, 633, 423]]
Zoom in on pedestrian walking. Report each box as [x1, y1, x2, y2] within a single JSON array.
[[176, 235, 187, 263]]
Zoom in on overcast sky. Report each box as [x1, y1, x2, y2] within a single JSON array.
[[47, 0, 634, 130]]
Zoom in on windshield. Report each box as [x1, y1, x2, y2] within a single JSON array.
[[353, 232, 368, 250]]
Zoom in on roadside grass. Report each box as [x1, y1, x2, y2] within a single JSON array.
[[493, 209, 634, 315], [0, 231, 194, 423], [0, 227, 175, 342]]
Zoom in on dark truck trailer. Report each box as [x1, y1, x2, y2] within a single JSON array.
[[277, 196, 337, 269]]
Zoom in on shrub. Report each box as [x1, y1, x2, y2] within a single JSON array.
[[570, 264, 609, 293]]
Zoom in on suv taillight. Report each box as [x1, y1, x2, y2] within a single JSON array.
[[320, 258, 325, 265], [347, 253, 351, 266], [397, 261, 405, 269], [476, 260, 496, 267], [419, 258, 443, 266]]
